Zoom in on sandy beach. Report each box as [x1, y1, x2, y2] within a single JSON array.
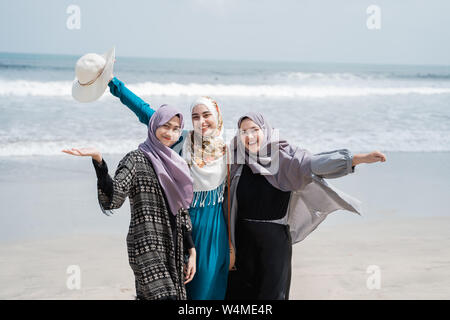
[[1, 216, 450, 300], [1, 151, 450, 299], [291, 216, 450, 299]]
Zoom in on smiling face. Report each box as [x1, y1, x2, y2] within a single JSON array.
[[239, 117, 265, 154], [155, 115, 182, 147], [191, 104, 217, 137]]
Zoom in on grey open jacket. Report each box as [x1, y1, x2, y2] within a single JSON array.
[[224, 149, 362, 252]]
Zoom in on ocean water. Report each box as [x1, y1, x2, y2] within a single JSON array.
[[1, 52, 450, 242], [1, 52, 450, 156]]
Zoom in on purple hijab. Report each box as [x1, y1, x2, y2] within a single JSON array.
[[139, 104, 193, 215], [230, 112, 312, 192]]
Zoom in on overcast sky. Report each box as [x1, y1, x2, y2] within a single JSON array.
[[1, 0, 449, 65]]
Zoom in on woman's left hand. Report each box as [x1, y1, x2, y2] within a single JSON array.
[[364, 150, 387, 163], [184, 248, 196, 284], [352, 150, 386, 166]]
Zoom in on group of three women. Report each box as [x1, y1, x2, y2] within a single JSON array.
[[64, 73, 386, 300]]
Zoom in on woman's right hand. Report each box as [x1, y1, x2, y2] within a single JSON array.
[[184, 248, 196, 285], [62, 147, 102, 163]]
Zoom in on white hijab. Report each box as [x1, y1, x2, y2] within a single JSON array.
[[182, 97, 227, 192]]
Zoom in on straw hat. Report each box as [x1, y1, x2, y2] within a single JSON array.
[[72, 47, 115, 102]]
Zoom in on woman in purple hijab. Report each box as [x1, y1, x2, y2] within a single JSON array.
[[225, 112, 386, 300], [62, 104, 196, 300]]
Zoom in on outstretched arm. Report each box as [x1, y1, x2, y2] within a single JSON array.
[[108, 77, 155, 126], [108, 77, 188, 152], [311, 149, 386, 179], [62, 147, 135, 213], [93, 154, 135, 212]]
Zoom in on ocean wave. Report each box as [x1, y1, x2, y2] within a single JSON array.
[[0, 140, 142, 157], [0, 79, 73, 97], [0, 63, 73, 72], [1, 79, 450, 98], [1, 134, 449, 157], [274, 72, 372, 81], [130, 82, 450, 97], [276, 71, 450, 81], [2, 61, 450, 80]]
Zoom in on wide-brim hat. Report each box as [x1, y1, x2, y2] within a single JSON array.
[[72, 47, 115, 103]]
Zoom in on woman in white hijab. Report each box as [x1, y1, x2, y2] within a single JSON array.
[[108, 76, 230, 300]]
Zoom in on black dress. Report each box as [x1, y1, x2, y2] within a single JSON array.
[[227, 164, 292, 300]]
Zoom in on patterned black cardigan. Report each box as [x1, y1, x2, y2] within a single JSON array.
[[92, 149, 194, 300]]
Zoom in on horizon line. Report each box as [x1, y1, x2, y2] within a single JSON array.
[[1, 50, 449, 68]]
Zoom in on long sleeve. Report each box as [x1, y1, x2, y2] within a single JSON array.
[[108, 77, 187, 154], [108, 77, 155, 126], [181, 209, 194, 250], [184, 231, 195, 250], [92, 153, 136, 213], [310, 148, 355, 179], [92, 158, 114, 200]]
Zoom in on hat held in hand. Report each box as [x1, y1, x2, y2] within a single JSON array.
[[72, 47, 115, 102]]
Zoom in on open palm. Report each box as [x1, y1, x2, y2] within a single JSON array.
[[365, 151, 386, 163], [62, 147, 102, 162]]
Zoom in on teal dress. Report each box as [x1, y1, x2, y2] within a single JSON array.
[[108, 78, 229, 300], [187, 185, 230, 300]]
